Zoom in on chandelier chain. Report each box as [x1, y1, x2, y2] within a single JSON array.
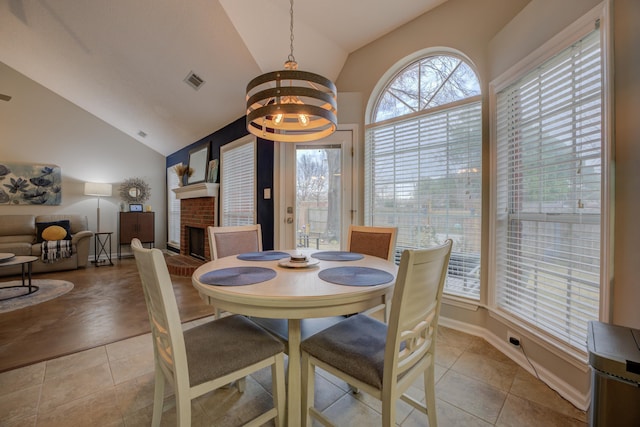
[[288, 0, 295, 62]]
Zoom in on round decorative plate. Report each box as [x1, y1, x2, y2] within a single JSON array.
[[277, 258, 321, 268]]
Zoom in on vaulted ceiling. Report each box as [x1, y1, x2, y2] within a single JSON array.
[[0, 0, 448, 155]]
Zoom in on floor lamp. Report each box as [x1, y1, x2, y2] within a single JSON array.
[[84, 182, 112, 233]]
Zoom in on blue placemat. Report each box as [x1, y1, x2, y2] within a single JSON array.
[[199, 267, 277, 286], [311, 251, 364, 261], [237, 251, 290, 261], [318, 266, 394, 286]]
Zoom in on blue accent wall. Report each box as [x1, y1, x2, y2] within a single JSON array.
[[166, 117, 274, 250]]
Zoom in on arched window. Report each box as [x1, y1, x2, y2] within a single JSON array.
[[374, 55, 480, 122], [365, 52, 482, 300]]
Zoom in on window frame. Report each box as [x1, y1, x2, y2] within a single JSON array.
[[488, 3, 612, 358]]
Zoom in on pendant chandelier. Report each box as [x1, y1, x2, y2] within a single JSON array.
[[246, 0, 337, 142]]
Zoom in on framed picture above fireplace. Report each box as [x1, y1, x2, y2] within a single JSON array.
[[187, 143, 209, 185]]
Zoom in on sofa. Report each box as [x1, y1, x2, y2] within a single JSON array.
[[0, 214, 93, 277]]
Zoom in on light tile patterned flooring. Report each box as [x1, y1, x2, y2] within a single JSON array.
[[0, 318, 587, 426]]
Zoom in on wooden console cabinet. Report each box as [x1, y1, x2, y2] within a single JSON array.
[[118, 211, 155, 258]]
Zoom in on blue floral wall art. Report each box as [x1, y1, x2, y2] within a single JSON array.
[[0, 163, 62, 205]]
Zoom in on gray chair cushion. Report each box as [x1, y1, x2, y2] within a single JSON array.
[[185, 314, 284, 387], [301, 314, 387, 389]]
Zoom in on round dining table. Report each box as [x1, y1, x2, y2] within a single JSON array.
[[192, 248, 398, 426]]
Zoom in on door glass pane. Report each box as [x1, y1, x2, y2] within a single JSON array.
[[296, 145, 341, 250]]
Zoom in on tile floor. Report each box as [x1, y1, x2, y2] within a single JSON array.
[[0, 318, 587, 427]]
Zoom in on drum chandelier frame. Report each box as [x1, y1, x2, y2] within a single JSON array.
[[246, 0, 337, 143]]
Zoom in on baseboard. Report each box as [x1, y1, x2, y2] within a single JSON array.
[[439, 316, 591, 411]]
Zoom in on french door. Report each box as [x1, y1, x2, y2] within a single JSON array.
[[275, 129, 355, 250]]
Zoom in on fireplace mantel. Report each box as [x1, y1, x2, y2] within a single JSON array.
[[172, 183, 219, 200]]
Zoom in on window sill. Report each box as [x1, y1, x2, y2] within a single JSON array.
[[442, 294, 481, 311]]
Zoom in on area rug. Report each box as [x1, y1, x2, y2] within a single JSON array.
[[0, 280, 74, 313]]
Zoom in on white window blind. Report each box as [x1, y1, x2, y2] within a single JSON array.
[[166, 165, 181, 249], [365, 101, 482, 299], [494, 28, 602, 350], [221, 138, 256, 226]]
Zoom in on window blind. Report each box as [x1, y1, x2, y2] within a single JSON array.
[[221, 139, 256, 226], [166, 165, 181, 249], [494, 29, 602, 350], [365, 101, 482, 299]]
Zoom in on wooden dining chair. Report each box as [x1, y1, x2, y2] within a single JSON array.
[[347, 225, 398, 320], [131, 238, 286, 427], [208, 224, 262, 260], [347, 225, 398, 262], [207, 224, 263, 318], [300, 239, 452, 427]]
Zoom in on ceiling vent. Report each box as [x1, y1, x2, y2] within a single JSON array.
[[184, 71, 205, 90]]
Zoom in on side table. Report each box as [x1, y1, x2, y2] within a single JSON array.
[[94, 232, 114, 266]]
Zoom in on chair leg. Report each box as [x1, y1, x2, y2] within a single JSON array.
[[384, 296, 391, 323], [301, 352, 315, 427], [236, 376, 247, 392], [151, 368, 165, 427], [272, 353, 286, 427], [175, 389, 192, 427], [381, 393, 396, 427], [424, 364, 437, 427]]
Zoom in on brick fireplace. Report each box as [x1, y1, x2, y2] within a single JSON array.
[[168, 183, 219, 276], [180, 196, 216, 261]]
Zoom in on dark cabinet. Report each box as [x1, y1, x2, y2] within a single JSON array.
[[118, 212, 154, 258]]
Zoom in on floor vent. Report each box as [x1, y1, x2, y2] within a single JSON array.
[[184, 71, 205, 90]]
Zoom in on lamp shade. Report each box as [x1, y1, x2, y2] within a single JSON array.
[[84, 182, 112, 197]]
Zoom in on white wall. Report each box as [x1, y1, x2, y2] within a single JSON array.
[[488, 0, 601, 78], [610, 0, 640, 329], [0, 61, 166, 258]]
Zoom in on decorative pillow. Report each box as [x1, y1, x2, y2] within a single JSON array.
[[36, 220, 71, 242], [42, 225, 68, 241]]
